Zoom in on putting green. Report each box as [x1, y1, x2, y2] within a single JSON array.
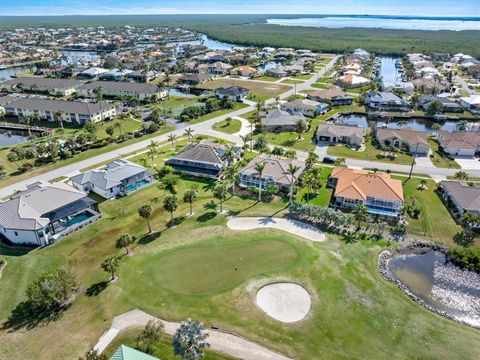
[[148, 239, 299, 295]]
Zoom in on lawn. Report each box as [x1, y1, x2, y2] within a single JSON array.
[[327, 135, 414, 165], [201, 78, 290, 102], [281, 79, 304, 85], [311, 82, 333, 90], [212, 118, 242, 134], [150, 95, 200, 113], [397, 176, 466, 246], [104, 329, 234, 360], [295, 166, 333, 207], [428, 138, 461, 169], [188, 102, 248, 125], [255, 75, 280, 82], [345, 85, 371, 94], [262, 104, 364, 152]]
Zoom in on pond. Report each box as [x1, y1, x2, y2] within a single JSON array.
[[0, 129, 31, 147], [0, 66, 33, 81], [168, 88, 199, 98], [167, 34, 242, 51], [334, 114, 480, 133], [387, 251, 480, 327]]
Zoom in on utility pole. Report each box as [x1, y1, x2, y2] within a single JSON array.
[[408, 143, 419, 181]]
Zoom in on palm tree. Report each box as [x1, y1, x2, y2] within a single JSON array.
[[224, 145, 235, 165], [101, 255, 120, 281], [147, 140, 158, 167], [0, 165, 6, 180], [116, 233, 134, 255], [239, 134, 250, 157], [223, 162, 240, 196], [183, 128, 194, 143], [353, 204, 368, 232], [173, 319, 210, 360], [305, 151, 319, 168], [138, 204, 153, 233], [114, 121, 123, 135], [213, 183, 228, 212], [454, 171, 469, 181], [168, 134, 177, 149], [163, 195, 178, 222], [94, 86, 105, 123], [295, 118, 307, 140], [54, 110, 65, 129], [271, 146, 284, 159], [183, 188, 198, 215], [254, 161, 266, 202], [286, 163, 300, 204], [255, 101, 265, 122], [47, 139, 59, 163]]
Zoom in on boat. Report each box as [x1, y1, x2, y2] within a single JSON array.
[[0, 64, 7, 70]]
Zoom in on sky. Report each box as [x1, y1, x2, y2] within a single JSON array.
[[1, 0, 480, 17]]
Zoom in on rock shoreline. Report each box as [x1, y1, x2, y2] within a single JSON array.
[[378, 241, 479, 329]]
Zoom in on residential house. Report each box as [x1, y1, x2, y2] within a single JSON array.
[[418, 95, 463, 113], [266, 67, 287, 78], [365, 91, 412, 112], [315, 123, 365, 146], [437, 130, 480, 157], [77, 67, 109, 79], [3, 98, 116, 124], [0, 95, 18, 114], [110, 344, 159, 360], [77, 81, 166, 100], [306, 87, 353, 106], [126, 70, 157, 83], [1, 77, 84, 96], [438, 181, 480, 220], [165, 140, 238, 179], [215, 86, 250, 102], [0, 181, 100, 246], [207, 61, 233, 75], [98, 68, 133, 81], [280, 99, 329, 117], [376, 128, 429, 155], [459, 95, 480, 114], [70, 159, 154, 199], [261, 109, 307, 133], [238, 154, 306, 191], [230, 65, 259, 78], [328, 167, 404, 217], [336, 74, 370, 88], [178, 73, 213, 86]]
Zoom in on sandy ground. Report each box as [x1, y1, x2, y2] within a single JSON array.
[[256, 283, 312, 323], [227, 217, 326, 242]]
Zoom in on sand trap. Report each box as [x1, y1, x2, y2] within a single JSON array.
[[256, 283, 311, 323], [227, 217, 325, 242]]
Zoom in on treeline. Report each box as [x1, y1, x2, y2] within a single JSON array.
[[447, 247, 480, 273]]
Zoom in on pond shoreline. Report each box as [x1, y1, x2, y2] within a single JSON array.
[[378, 241, 480, 329]]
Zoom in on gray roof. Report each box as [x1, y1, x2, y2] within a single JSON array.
[[240, 154, 306, 186], [441, 180, 480, 212], [365, 91, 411, 106], [0, 95, 18, 107], [216, 86, 250, 97], [261, 109, 305, 127], [4, 97, 115, 115], [1, 76, 84, 90], [316, 123, 365, 139], [281, 99, 328, 112], [71, 159, 150, 190], [0, 182, 88, 231], [167, 140, 231, 166], [376, 128, 429, 146], [78, 81, 160, 95]]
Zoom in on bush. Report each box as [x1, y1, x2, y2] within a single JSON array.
[[447, 247, 480, 272], [157, 165, 174, 178]]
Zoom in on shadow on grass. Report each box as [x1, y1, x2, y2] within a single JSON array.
[[203, 201, 218, 211], [2, 301, 66, 331], [196, 211, 217, 223], [138, 231, 162, 245], [85, 281, 109, 297], [167, 215, 187, 228]]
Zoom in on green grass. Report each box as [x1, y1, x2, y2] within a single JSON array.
[[295, 166, 333, 207], [344, 85, 371, 94], [289, 73, 312, 80], [104, 329, 234, 360], [263, 105, 364, 152], [311, 82, 333, 89], [255, 75, 280, 82], [281, 79, 304, 85], [188, 103, 248, 125], [212, 118, 242, 134], [327, 136, 414, 165], [398, 176, 467, 245], [1, 173, 479, 359], [150, 96, 200, 113], [428, 138, 461, 169]]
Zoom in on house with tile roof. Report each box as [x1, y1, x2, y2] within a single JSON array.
[[438, 181, 480, 219], [437, 130, 480, 157], [0, 181, 100, 246], [306, 87, 353, 106], [238, 154, 305, 191], [315, 123, 366, 146], [230, 65, 259, 78], [280, 99, 329, 117], [376, 128, 430, 155], [70, 159, 154, 199], [328, 167, 404, 217], [165, 140, 239, 179], [261, 109, 307, 133]]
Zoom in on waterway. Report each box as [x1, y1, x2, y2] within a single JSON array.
[[266, 16, 480, 31], [166, 34, 242, 51], [0, 129, 31, 147], [334, 114, 480, 133], [0, 66, 33, 81], [387, 250, 480, 327]]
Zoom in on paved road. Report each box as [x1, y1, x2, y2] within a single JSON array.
[[94, 309, 292, 360], [455, 75, 477, 96]]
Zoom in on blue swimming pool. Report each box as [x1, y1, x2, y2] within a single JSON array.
[[125, 179, 150, 192], [367, 206, 399, 217], [65, 211, 94, 227]]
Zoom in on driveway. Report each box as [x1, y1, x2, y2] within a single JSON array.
[[314, 141, 330, 158], [415, 155, 434, 168], [454, 157, 480, 170]]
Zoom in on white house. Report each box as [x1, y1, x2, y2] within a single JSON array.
[[280, 99, 329, 117], [460, 95, 480, 114]]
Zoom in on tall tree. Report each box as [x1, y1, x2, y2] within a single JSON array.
[[163, 195, 178, 222], [353, 204, 368, 232], [138, 204, 153, 233], [183, 128, 194, 143], [136, 319, 164, 355], [168, 134, 177, 149], [213, 183, 228, 212], [94, 86, 105, 123], [147, 140, 158, 167], [78, 349, 107, 360], [183, 187, 198, 215], [254, 161, 266, 202], [172, 319, 210, 360], [116, 233, 134, 255], [101, 256, 120, 281], [286, 163, 300, 204]]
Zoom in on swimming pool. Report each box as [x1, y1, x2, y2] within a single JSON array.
[[125, 179, 151, 192], [65, 211, 95, 227]]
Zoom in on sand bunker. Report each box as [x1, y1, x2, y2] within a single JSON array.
[[256, 283, 311, 323]]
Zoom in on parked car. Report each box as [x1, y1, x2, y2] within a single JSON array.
[[322, 156, 336, 164]]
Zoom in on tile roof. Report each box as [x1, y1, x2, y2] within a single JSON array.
[[331, 167, 404, 202], [438, 130, 480, 150], [261, 109, 305, 127], [4, 97, 115, 115], [316, 123, 365, 139], [168, 140, 229, 166], [376, 128, 429, 147], [240, 154, 306, 186], [78, 81, 160, 94], [441, 180, 480, 212]]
